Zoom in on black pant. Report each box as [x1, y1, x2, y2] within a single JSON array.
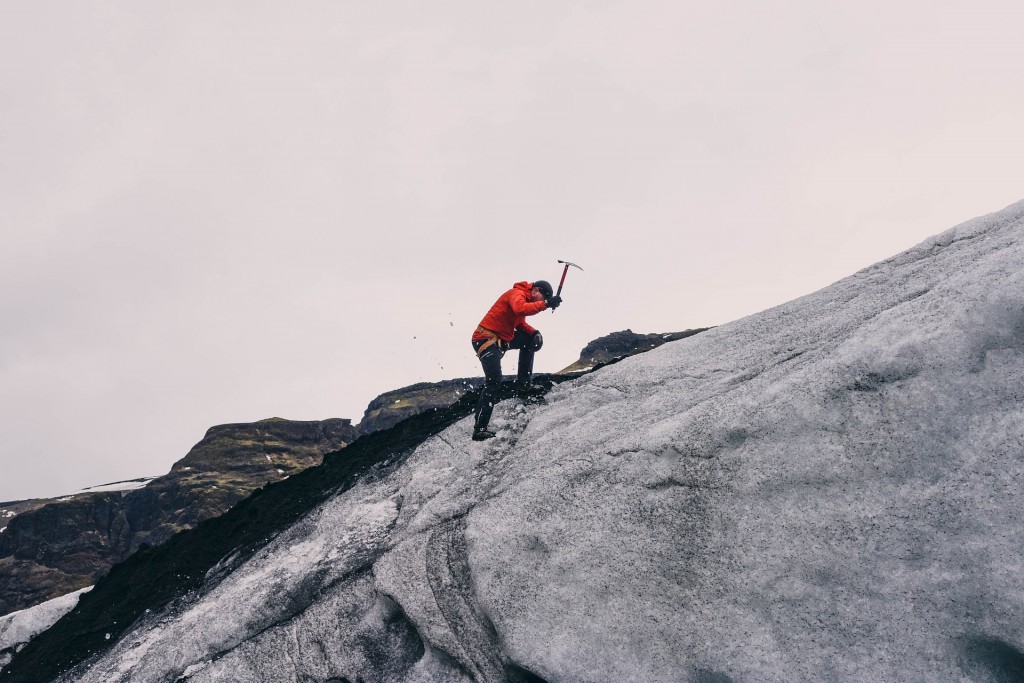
[[472, 329, 535, 432]]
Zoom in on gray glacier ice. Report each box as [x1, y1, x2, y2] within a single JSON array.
[[63, 200, 1024, 682], [0, 588, 92, 674]]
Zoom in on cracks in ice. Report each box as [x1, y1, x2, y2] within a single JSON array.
[[418, 515, 551, 683], [173, 564, 379, 681], [727, 347, 812, 387], [778, 350, 806, 364], [425, 516, 506, 683], [607, 440, 725, 461], [846, 367, 921, 393], [436, 433, 459, 453], [898, 286, 931, 304], [646, 477, 719, 492], [204, 549, 244, 585], [927, 230, 982, 251], [583, 381, 626, 395]]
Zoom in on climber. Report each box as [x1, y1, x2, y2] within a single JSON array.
[[470, 280, 562, 441]]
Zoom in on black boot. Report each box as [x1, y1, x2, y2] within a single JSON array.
[[472, 428, 496, 441], [515, 381, 547, 405]]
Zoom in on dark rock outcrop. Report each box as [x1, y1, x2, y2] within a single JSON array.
[[357, 379, 483, 436], [0, 418, 356, 617], [558, 328, 710, 374], [0, 501, 51, 535]]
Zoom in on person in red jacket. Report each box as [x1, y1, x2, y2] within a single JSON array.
[[470, 280, 562, 440]]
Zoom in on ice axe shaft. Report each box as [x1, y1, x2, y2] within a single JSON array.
[[555, 259, 583, 296], [552, 259, 583, 313]]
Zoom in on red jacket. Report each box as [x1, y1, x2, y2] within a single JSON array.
[[473, 282, 548, 342]]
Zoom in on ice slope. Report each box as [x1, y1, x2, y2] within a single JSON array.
[[65, 201, 1024, 682], [0, 588, 91, 673]]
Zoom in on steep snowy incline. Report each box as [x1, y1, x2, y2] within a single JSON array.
[[57, 200, 1024, 682], [459, 204, 1024, 682]]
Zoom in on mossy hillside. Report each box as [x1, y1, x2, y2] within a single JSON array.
[[0, 419, 357, 617]]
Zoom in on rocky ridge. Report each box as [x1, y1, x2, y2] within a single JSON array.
[[557, 328, 710, 373], [0, 418, 357, 616], [357, 378, 484, 435]]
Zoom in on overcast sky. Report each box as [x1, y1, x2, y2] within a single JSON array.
[[2, 1, 1022, 501]]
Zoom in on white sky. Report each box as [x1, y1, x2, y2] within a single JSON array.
[[2, 0, 1022, 501]]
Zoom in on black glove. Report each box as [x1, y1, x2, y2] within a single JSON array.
[[546, 295, 562, 310], [530, 331, 544, 351]]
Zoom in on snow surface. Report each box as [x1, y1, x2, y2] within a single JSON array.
[[61, 200, 1024, 682], [0, 587, 91, 673]]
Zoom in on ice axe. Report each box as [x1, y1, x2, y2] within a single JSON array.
[[551, 259, 583, 313]]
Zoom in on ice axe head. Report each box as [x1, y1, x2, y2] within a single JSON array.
[[555, 259, 583, 297]]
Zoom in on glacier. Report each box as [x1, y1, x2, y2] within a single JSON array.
[[36, 200, 1024, 681], [0, 587, 91, 673]]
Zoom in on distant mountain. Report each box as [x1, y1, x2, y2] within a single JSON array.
[[0, 478, 156, 538], [0, 418, 357, 616]]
